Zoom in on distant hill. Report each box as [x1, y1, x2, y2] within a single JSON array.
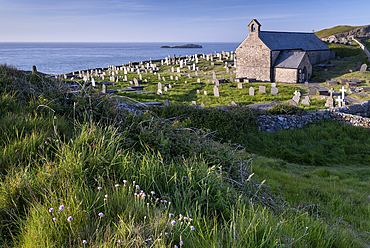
[[315, 25, 362, 39]]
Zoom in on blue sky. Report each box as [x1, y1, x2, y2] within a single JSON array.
[[0, 0, 369, 42]]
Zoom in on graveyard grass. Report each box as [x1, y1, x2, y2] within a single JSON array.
[[1, 40, 370, 247]]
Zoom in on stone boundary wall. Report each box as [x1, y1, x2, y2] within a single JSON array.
[[353, 38, 370, 62], [258, 101, 370, 132]]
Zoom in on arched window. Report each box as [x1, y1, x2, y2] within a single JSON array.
[[251, 24, 256, 32]]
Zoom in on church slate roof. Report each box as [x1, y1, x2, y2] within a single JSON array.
[[259, 31, 330, 51], [273, 51, 306, 69]]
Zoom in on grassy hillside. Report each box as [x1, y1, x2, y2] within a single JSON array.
[[315, 25, 362, 39], [1, 64, 370, 247]]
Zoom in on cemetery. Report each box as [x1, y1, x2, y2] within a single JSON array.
[[2, 31, 370, 248]]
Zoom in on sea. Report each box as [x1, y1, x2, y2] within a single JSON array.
[[0, 42, 239, 75]]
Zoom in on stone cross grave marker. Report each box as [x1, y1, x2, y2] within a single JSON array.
[[309, 88, 317, 95], [360, 64, 368, 72], [336, 96, 343, 107], [271, 87, 278, 95], [213, 86, 219, 97], [292, 93, 300, 104], [340, 86, 347, 101], [249, 87, 254, 96], [325, 88, 335, 107], [301, 96, 310, 105], [237, 82, 243, 89], [259, 86, 266, 93]]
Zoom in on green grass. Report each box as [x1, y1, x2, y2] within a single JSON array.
[[1, 63, 370, 247], [315, 25, 362, 39]]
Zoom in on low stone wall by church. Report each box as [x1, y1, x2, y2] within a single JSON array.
[[257, 101, 370, 132]]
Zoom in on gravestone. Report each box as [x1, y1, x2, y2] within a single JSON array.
[[158, 82, 162, 90], [336, 56, 341, 60], [191, 101, 197, 105], [197, 78, 201, 83], [340, 86, 347, 101], [356, 62, 362, 71], [271, 87, 278, 95], [164, 99, 170, 106], [330, 51, 336, 60], [309, 88, 317, 95], [134, 78, 139, 86], [230, 101, 237, 106], [301, 96, 310, 105], [249, 87, 254, 96], [349, 69, 353, 73], [168, 84, 172, 89], [271, 83, 276, 88], [325, 88, 335, 107], [195, 71, 198, 77], [237, 82, 243, 89], [162, 77, 166, 81], [196, 89, 200, 94], [214, 79, 220, 86], [91, 78, 96, 87], [259, 86, 266, 93], [360, 64, 368, 72], [304, 81, 309, 87], [344, 57, 347, 61], [226, 67, 229, 73], [230, 77, 234, 82], [204, 91, 207, 95], [292, 95, 300, 104], [336, 96, 344, 107], [289, 99, 298, 107], [175, 76, 178, 81], [213, 86, 219, 97], [164, 86, 168, 92], [170, 75, 173, 80]]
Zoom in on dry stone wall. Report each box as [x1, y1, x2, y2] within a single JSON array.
[[258, 101, 370, 133]]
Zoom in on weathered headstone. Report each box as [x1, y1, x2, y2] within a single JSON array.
[[213, 86, 219, 97], [196, 89, 200, 94], [304, 81, 309, 87], [170, 75, 173, 80], [259, 86, 266, 93], [293, 95, 300, 104], [164, 86, 168, 92], [237, 82, 243, 89], [204, 91, 207, 95], [301, 96, 310, 105], [325, 88, 335, 107], [271, 83, 276, 88], [271, 87, 278, 95], [191, 101, 197, 105], [289, 99, 298, 107], [158, 82, 162, 90], [230, 77, 234, 82], [168, 84, 172, 89], [356, 62, 362, 71], [164, 99, 170, 106], [330, 50, 336, 60], [230, 101, 237, 106], [309, 88, 317, 95], [249, 87, 254, 96], [360, 64, 368, 72]]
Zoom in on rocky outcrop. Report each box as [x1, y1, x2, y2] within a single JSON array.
[[322, 25, 370, 44]]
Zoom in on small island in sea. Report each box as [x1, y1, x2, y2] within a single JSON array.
[[160, 43, 202, 48]]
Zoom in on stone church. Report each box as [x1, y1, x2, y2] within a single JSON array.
[[236, 19, 331, 83]]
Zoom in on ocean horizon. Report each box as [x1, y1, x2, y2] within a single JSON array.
[[0, 42, 240, 74]]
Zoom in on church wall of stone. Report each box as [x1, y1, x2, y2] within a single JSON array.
[[298, 55, 313, 80], [306, 50, 331, 64], [271, 51, 281, 66], [274, 68, 297, 83], [236, 35, 272, 82]]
